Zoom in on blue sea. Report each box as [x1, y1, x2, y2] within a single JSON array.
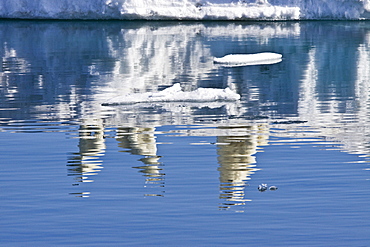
[[1, 20, 370, 246]]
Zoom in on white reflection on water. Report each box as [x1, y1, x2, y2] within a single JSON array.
[[1, 21, 370, 210], [217, 125, 269, 210], [68, 119, 105, 193], [295, 28, 370, 156], [116, 127, 165, 197]]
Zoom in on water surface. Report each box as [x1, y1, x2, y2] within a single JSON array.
[[1, 20, 370, 246]]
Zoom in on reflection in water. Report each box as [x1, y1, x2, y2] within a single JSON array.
[[216, 125, 269, 210], [2, 21, 370, 204], [68, 120, 105, 196], [116, 127, 165, 197], [294, 24, 370, 155]]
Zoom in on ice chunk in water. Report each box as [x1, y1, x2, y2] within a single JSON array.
[[214, 52, 282, 67]]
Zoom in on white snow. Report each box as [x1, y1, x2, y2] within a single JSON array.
[[1, 0, 370, 20], [214, 52, 282, 67], [102, 83, 241, 105]]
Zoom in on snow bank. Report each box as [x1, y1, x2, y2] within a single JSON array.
[[214, 52, 282, 67], [2, 0, 369, 20], [102, 83, 240, 105]]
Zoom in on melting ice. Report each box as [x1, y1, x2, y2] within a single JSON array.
[[102, 83, 241, 105], [1, 0, 370, 20]]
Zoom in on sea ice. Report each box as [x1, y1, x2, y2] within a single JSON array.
[[214, 52, 282, 67], [102, 83, 240, 105]]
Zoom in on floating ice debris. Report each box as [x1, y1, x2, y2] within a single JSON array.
[[258, 184, 278, 192], [214, 52, 282, 67], [102, 83, 240, 105], [269, 186, 278, 191], [69, 192, 91, 197], [258, 183, 268, 192], [271, 120, 307, 124]]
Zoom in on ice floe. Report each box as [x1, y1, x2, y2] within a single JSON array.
[[102, 83, 240, 105], [214, 52, 282, 67]]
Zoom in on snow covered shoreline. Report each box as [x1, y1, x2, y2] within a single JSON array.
[[1, 0, 370, 20]]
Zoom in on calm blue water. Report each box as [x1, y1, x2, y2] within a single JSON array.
[[1, 20, 370, 246]]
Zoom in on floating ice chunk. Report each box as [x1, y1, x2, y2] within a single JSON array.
[[258, 184, 278, 192], [102, 83, 240, 105], [269, 186, 278, 191], [214, 52, 282, 67], [258, 183, 268, 192]]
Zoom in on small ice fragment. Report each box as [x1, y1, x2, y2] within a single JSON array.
[[269, 186, 278, 191], [258, 183, 268, 192]]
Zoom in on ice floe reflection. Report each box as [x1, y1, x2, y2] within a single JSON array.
[[1, 21, 370, 210]]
